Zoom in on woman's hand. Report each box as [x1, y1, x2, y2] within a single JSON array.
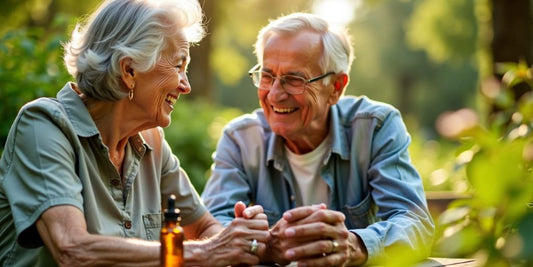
[[193, 202, 270, 266]]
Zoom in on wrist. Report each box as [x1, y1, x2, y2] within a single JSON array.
[[262, 230, 291, 266], [184, 241, 210, 266], [348, 232, 368, 266]]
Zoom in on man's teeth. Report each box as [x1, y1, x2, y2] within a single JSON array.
[[273, 107, 296, 113], [165, 95, 177, 105]]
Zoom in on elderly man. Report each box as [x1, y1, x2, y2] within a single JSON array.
[[202, 12, 434, 266]]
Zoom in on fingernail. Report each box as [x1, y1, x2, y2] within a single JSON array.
[[286, 250, 295, 258], [312, 203, 326, 210], [283, 212, 292, 220], [285, 228, 295, 237], [244, 210, 251, 217]]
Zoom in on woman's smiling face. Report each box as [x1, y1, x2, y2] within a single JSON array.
[[132, 30, 191, 128]]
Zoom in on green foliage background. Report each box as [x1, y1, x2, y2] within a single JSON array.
[[0, 21, 72, 141], [431, 62, 533, 266], [1, 0, 532, 263], [163, 100, 242, 193]]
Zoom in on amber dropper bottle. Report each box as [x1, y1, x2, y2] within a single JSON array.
[[160, 195, 184, 267]]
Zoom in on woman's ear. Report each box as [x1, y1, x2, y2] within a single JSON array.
[[119, 57, 135, 88]]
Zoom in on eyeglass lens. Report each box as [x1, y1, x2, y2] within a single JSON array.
[[254, 72, 306, 94]]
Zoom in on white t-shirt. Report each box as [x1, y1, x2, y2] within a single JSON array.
[[285, 134, 331, 206]]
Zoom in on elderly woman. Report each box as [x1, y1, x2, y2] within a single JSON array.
[[0, 0, 269, 266]]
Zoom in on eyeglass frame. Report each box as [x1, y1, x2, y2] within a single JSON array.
[[248, 64, 335, 95]]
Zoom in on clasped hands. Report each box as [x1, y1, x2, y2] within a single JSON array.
[[234, 202, 367, 267]]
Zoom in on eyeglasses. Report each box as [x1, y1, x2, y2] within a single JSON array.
[[248, 64, 335, 95]]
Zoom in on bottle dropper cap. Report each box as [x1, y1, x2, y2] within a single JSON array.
[[164, 195, 180, 222]]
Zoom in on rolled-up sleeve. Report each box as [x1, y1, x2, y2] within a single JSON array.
[[1, 104, 84, 248], [202, 128, 252, 226]]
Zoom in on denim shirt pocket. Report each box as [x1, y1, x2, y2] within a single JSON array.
[[142, 213, 162, 241], [342, 193, 378, 229]]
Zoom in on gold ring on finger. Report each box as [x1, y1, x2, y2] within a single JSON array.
[[250, 239, 258, 254], [331, 240, 339, 253]]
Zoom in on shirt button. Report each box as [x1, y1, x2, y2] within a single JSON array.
[[111, 179, 120, 187], [290, 195, 295, 201], [124, 221, 132, 229]]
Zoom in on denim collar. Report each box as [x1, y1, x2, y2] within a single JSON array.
[[266, 104, 350, 170]]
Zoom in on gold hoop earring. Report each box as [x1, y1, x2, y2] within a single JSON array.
[[128, 82, 135, 100]]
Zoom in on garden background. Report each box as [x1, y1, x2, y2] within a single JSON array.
[[1, 0, 532, 265]]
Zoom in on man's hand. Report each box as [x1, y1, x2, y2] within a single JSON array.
[[260, 204, 326, 265], [264, 204, 368, 266]]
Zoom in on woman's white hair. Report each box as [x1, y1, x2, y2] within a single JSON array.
[[254, 12, 354, 84], [64, 0, 205, 101]]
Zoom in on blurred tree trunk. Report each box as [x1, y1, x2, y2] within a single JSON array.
[[188, 0, 215, 101], [490, 0, 532, 110], [492, 0, 532, 64]]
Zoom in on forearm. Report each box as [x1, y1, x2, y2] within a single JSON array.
[[68, 230, 219, 267], [183, 232, 244, 266], [36, 205, 159, 266], [48, 234, 160, 267], [192, 218, 223, 239], [183, 240, 212, 266], [183, 211, 224, 240]]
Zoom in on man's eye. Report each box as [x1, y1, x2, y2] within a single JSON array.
[[261, 74, 273, 81], [285, 76, 303, 85]]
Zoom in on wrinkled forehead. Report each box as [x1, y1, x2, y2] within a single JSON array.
[[159, 30, 190, 61], [262, 31, 323, 68], [166, 30, 190, 50]]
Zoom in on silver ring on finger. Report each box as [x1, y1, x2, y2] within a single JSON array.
[[250, 239, 258, 254]]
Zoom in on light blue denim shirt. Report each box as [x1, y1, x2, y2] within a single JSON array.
[[202, 96, 434, 263]]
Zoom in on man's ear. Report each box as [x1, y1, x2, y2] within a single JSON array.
[[119, 57, 135, 88], [329, 73, 348, 105], [334, 73, 348, 92]]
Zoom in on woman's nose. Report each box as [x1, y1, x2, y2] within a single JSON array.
[[179, 74, 191, 94]]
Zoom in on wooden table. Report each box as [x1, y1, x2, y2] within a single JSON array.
[[257, 257, 477, 266], [416, 257, 477, 267]]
